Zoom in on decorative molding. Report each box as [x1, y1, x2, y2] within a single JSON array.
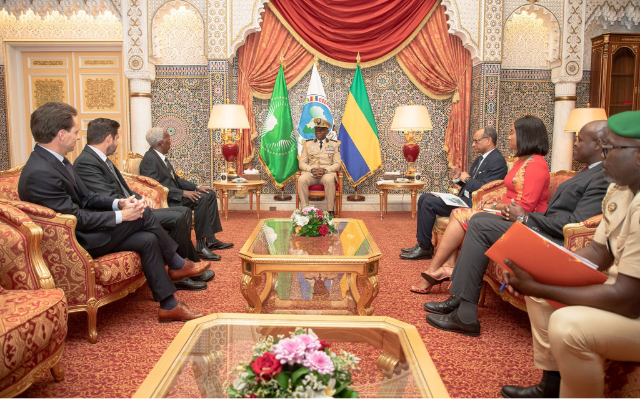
[[129, 77, 153, 93], [1, 0, 121, 20], [207, 0, 227, 58], [504, 0, 564, 29], [553, 95, 577, 100], [586, 0, 640, 30], [123, 0, 152, 77], [151, 1, 207, 65], [503, 5, 560, 69], [483, 0, 503, 62], [227, 0, 268, 59], [554, 0, 586, 84], [441, 0, 482, 64], [156, 65, 207, 76], [0, 9, 122, 65], [501, 68, 552, 79]]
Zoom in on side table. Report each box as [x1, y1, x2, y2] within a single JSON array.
[[213, 180, 266, 221], [377, 181, 426, 219]]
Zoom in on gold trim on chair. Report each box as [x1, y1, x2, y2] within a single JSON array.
[[123, 152, 143, 174]]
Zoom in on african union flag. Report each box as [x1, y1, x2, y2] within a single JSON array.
[[297, 63, 335, 155], [258, 65, 298, 188], [338, 65, 382, 186]]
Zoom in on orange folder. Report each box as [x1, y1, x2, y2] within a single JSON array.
[[485, 222, 608, 308]]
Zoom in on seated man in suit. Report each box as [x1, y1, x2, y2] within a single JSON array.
[[18, 102, 210, 322], [424, 120, 610, 337], [298, 118, 342, 217], [139, 127, 232, 255], [74, 118, 218, 289], [401, 127, 508, 260], [500, 110, 640, 398]]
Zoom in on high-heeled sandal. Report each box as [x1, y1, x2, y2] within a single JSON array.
[[421, 265, 454, 286], [409, 285, 434, 295]]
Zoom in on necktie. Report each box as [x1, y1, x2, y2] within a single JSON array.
[[319, 140, 323, 149], [62, 158, 76, 183], [472, 156, 485, 178], [106, 159, 130, 197]]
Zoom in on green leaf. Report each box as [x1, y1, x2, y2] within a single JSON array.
[[291, 367, 310, 383], [334, 381, 348, 395], [275, 371, 290, 389], [227, 388, 238, 397]]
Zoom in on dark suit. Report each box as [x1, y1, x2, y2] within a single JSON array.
[[73, 145, 198, 262], [18, 145, 178, 302], [416, 149, 508, 246], [449, 164, 608, 305], [139, 148, 222, 241]]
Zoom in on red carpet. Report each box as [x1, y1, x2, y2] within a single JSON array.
[[20, 211, 540, 398]]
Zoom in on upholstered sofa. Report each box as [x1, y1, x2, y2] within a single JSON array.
[[0, 164, 168, 343], [0, 202, 67, 397]]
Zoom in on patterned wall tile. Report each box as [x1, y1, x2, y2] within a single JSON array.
[[249, 58, 454, 195], [0, 65, 9, 170], [151, 67, 213, 185]]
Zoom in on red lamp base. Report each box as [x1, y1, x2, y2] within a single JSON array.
[[402, 143, 420, 180], [222, 143, 239, 176]]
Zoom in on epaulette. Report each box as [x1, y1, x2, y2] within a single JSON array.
[[330, 139, 338, 142], [305, 139, 314, 142]]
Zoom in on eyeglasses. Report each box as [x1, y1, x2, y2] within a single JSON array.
[[472, 136, 489, 143], [601, 144, 640, 158]]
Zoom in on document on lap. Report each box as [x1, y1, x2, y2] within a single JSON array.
[[485, 222, 607, 309], [430, 192, 469, 207]]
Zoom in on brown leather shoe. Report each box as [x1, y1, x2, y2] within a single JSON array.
[[167, 260, 212, 281], [158, 302, 203, 323]]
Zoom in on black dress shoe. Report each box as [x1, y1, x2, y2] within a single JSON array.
[[190, 269, 215, 282], [501, 371, 560, 398], [424, 295, 461, 315], [426, 309, 480, 337], [399, 245, 434, 260], [401, 244, 419, 253], [173, 277, 207, 291], [329, 211, 335, 217], [197, 246, 221, 261], [207, 239, 234, 250]]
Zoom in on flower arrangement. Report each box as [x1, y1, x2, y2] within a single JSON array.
[[228, 327, 360, 398], [291, 207, 338, 237]]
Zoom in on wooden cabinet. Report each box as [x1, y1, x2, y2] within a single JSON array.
[[590, 33, 640, 117]]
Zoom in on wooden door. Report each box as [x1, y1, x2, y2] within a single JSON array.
[[21, 51, 128, 167]]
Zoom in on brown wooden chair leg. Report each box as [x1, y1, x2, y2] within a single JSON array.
[[478, 281, 487, 308], [50, 363, 65, 382]]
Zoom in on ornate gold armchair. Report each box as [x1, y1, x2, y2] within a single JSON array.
[[0, 202, 67, 397], [294, 171, 344, 217], [0, 164, 168, 343], [123, 152, 144, 175]]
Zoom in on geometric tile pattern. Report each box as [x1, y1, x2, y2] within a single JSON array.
[[249, 58, 454, 195], [468, 63, 501, 167], [0, 65, 8, 170], [151, 67, 213, 185]]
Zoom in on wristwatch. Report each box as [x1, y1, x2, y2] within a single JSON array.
[[463, 176, 471, 183], [516, 214, 527, 224]]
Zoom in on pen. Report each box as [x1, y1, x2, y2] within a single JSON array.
[[500, 282, 506, 291]]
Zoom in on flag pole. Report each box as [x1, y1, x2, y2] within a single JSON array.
[[347, 52, 366, 202], [274, 53, 293, 201]]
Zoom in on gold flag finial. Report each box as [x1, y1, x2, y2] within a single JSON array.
[[356, 52, 361, 65], [279, 54, 285, 68], [314, 55, 319, 68]]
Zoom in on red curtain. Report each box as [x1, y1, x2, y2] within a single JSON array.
[[236, 8, 314, 171], [396, 6, 472, 169], [269, 0, 438, 66]]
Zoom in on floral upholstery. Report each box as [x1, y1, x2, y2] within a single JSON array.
[[93, 251, 143, 286], [0, 220, 40, 291], [123, 152, 143, 175], [0, 166, 22, 202], [605, 360, 640, 398], [0, 164, 147, 343], [122, 173, 168, 209]]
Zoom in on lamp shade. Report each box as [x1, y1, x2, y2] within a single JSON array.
[[390, 105, 433, 131], [207, 104, 250, 129], [564, 107, 608, 132]]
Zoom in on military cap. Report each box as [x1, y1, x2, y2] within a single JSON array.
[[608, 110, 640, 138], [313, 118, 332, 129]]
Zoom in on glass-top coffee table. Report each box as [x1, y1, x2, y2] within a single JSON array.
[[239, 219, 382, 316], [133, 314, 449, 398]]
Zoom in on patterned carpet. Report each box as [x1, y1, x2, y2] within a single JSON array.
[[20, 210, 540, 398]]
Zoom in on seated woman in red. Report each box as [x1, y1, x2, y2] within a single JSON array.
[[410, 115, 550, 294]]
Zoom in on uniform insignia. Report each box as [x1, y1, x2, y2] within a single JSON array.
[[608, 203, 617, 213], [327, 146, 334, 151]]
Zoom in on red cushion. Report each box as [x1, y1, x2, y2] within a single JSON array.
[[309, 183, 340, 191]]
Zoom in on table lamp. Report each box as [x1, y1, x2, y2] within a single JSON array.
[[564, 106, 608, 135], [390, 103, 433, 180], [208, 103, 251, 179]]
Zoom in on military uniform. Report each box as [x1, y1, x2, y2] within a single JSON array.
[[525, 184, 640, 397], [297, 137, 342, 211]]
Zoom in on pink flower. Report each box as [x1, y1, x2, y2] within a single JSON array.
[[303, 350, 335, 375], [318, 224, 329, 236], [272, 337, 307, 365], [302, 206, 316, 214], [297, 334, 322, 352]]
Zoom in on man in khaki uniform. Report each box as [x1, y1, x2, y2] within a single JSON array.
[[500, 110, 640, 398], [298, 118, 342, 216]]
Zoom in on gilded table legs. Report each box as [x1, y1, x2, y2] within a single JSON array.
[[350, 274, 379, 316], [240, 274, 263, 313], [249, 190, 253, 213], [411, 189, 417, 219], [256, 190, 261, 219], [223, 190, 229, 221], [379, 190, 384, 219]]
